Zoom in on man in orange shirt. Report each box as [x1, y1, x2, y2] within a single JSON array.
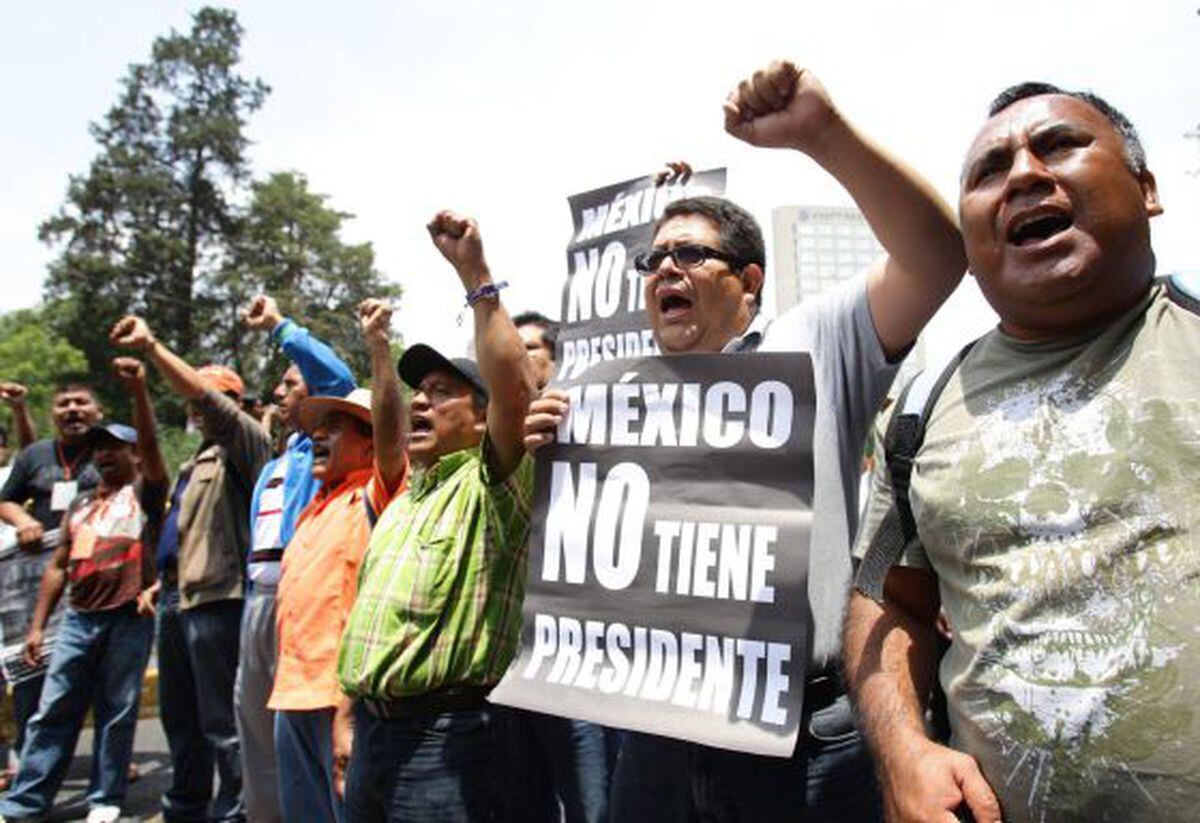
[[267, 299, 408, 823]]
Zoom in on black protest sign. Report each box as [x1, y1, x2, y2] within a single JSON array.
[[0, 531, 63, 683], [555, 168, 726, 382], [492, 352, 815, 756]]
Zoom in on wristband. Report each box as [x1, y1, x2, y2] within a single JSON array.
[[464, 280, 509, 307]]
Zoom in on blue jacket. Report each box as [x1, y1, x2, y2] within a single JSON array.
[[248, 319, 356, 563]]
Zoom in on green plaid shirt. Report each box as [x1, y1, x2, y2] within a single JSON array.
[[337, 442, 534, 699]]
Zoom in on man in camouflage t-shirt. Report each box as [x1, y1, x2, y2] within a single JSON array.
[[844, 84, 1200, 822]]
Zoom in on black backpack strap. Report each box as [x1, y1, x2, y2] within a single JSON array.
[[854, 340, 977, 602], [1165, 272, 1200, 315]]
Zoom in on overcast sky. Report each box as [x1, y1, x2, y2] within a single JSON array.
[[2, 0, 1197, 363]]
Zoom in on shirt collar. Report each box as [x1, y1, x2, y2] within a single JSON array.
[[411, 448, 475, 497], [722, 309, 769, 353]]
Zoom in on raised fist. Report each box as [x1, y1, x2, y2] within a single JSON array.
[[242, 295, 284, 331], [427, 210, 488, 288], [653, 161, 693, 187], [110, 316, 157, 352], [723, 60, 837, 153], [112, 357, 146, 389], [358, 299, 393, 349], [0, 382, 28, 408]]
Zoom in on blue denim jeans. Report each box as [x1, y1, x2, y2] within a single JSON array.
[[157, 589, 244, 822], [497, 707, 614, 823], [0, 604, 153, 818], [343, 703, 505, 823], [611, 694, 881, 822], [275, 708, 342, 823]]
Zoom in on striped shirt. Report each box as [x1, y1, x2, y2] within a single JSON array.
[[337, 442, 533, 699]]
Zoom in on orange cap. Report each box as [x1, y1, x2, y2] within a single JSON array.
[[197, 365, 245, 399]]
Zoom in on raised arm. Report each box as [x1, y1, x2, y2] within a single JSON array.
[[243, 294, 356, 398], [112, 357, 167, 486], [724, 60, 966, 358], [110, 315, 208, 402], [0, 382, 38, 448], [359, 299, 408, 491], [843, 569, 1001, 823], [427, 211, 534, 480]]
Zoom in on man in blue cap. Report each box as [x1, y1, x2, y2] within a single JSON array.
[[0, 357, 167, 823]]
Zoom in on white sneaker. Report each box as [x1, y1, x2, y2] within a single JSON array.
[[86, 806, 121, 823]]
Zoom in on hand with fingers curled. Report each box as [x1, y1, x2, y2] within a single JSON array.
[[427, 210, 489, 289], [881, 736, 1003, 823], [242, 294, 285, 331], [723, 59, 839, 154], [23, 627, 44, 668], [111, 356, 147, 390], [653, 160, 694, 187], [524, 389, 570, 454], [358, 298, 393, 351], [109, 315, 158, 353], [0, 382, 29, 408]]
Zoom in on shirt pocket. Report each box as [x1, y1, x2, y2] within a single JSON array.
[[407, 535, 459, 621]]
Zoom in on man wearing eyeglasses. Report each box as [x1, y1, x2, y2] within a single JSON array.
[[527, 59, 966, 821]]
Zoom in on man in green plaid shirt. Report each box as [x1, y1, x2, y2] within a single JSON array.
[[337, 210, 536, 822]]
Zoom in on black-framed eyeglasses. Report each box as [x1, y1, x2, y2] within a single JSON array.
[[633, 244, 741, 275]]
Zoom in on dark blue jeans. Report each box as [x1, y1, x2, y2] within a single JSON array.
[[343, 703, 505, 823], [611, 694, 881, 822], [0, 604, 153, 818], [497, 707, 614, 823], [8, 673, 46, 764], [157, 589, 244, 822], [275, 708, 342, 823]]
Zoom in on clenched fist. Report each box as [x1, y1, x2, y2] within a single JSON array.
[[358, 299, 393, 351], [112, 357, 147, 390], [427, 210, 489, 289], [0, 382, 28, 408], [723, 60, 838, 154], [110, 316, 157, 352], [242, 295, 284, 331]]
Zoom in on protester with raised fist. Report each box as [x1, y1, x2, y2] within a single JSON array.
[[0, 358, 166, 823], [235, 293, 356, 823], [0, 382, 103, 766], [110, 314, 271, 822], [337, 211, 535, 822], [267, 298, 407, 822], [527, 58, 965, 821]]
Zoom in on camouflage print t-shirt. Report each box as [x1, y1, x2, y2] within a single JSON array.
[[856, 283, 1200, 822]]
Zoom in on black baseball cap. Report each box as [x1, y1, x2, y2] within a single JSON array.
[[397, 344, 488, 400], [85, 423, 138, 446]]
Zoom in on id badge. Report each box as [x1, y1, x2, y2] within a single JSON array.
[[51, 480, 79, 512]]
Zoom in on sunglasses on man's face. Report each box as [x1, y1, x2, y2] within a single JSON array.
[[633, 244, 741, 275]]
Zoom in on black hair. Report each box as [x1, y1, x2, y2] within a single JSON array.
[[512, 310, 560, 358], [988, 82, 1148, 177], [653, 196, 766, 306], [53, 383, 98, 402]]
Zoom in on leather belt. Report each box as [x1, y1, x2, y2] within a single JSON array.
[[360, 685, 491, 721]]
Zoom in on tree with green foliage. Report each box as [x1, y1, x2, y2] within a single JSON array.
[[213, 171, 401, 393], [39, 6, 269, 389], [38, 6, 402, 421], [0, 308, 90, 434]]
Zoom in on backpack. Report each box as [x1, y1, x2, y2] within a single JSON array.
[[854, 272, 1200, 602]]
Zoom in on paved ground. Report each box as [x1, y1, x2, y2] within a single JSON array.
[[44, 716, 171, 822]]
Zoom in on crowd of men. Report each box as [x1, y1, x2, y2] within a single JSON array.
[[0, 55, 1195, 823]]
